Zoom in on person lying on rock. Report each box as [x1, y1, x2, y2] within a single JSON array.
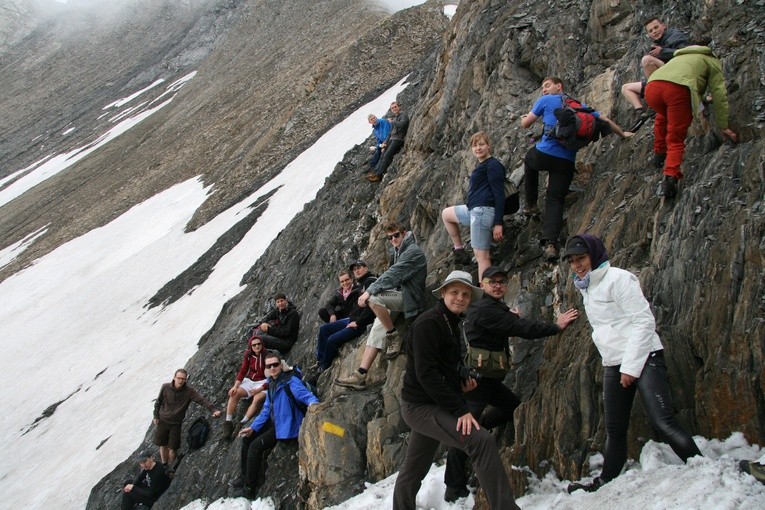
[[222, 334, 269, 441], [255, 292, 300, 353], [563, 234, 702, 493], [316, 260, 377, 372], [334, 219, 427, 389], [235, 351, 318, 499]]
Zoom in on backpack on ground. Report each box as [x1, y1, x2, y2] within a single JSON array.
[[186, 417, 211, 450], [549, 95, 612, 151]]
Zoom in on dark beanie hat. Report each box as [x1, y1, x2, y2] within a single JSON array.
[[563, 234, 609, 268]]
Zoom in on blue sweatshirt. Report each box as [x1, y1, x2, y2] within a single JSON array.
[[466, 156, 505, 226]]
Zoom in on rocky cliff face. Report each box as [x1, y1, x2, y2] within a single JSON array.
[[2, 0, 762, 508]]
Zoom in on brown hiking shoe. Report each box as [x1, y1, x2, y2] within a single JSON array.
[[543, 243, 559, 261], [334, 370, 367, 390], [385, 329, 403, 359], [452, 247, 471, 265], [366, 173, 382, 182], [222, 420, 234, 441]]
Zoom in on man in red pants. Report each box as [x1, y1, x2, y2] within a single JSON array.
[[645, 45, 737, 199]]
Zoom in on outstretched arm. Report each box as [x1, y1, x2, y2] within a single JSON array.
[[521, 112, 538, 129], [600, 114, 634, 138]]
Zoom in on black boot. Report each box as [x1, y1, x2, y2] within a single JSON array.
[[567, 476, 605, 494]]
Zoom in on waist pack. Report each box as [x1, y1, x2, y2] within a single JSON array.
[[465, 345, 509, 379]]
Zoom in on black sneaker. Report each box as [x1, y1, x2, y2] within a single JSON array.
[[453, 247, 471, 265], [652, 152, 666, 168], [567, 476, 605, 494], [228, 478, 245, 489], [444, 485, 470, 502], [658, 175, 678, 199], [629, 108, 652, 132]]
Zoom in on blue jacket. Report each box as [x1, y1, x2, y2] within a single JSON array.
[[466, 156, 505, 226], [250, 372, 319, 439], [372, 118, 391, 147]]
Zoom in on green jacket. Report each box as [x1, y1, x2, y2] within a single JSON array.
[[648, 46, 730, 129]]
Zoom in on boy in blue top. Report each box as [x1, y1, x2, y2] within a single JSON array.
[[367, 114, 392, 170], [237, 351, 318, 498], [520, 76, 632, 261]]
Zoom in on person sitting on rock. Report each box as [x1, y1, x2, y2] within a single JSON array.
[[442, 266, 578, 502], [222, 335, 269, 440], [152, 369, 221, 468], [121, 450, 171, 510], [318, 270, 358, 324], [255, 292, 300, 353], [316, 260, 377, 371], [621, 17, 689, 131], [334, 220, 427, 389], [520, 76, 633, 261], [644, 44, 737, 200], [236, 351, 318, 499], [367, 113, 391, 171], [366, 101, 409, 182], [441, 131, 505, 279]]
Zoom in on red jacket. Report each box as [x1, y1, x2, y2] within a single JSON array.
[[236, 337, 268, 382]]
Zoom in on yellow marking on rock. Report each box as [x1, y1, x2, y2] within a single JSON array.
[[322, 421, 345, 437]]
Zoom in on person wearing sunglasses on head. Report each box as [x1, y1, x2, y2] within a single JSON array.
[[335, 219, 427, 389], [222, 335, 270, 441], [236, 351, 318, 499], [442, 266, 578, 502]]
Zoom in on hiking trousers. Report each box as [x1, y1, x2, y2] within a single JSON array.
[[444, 379, 521, 491], [316, 318, 365, 370], [644, 80, 693, 180], [373, 138, 404, 176], [523, 146, 576, 247], [121, 486, 156, 510], [240, 421, 278, 490], [259, 334, 294, 355], [601, 350, 701, 481], [393, 401, 519, 510]]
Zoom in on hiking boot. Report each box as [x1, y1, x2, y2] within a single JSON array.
[[335, 370, 367, 390], [658, 175, 678, 199], [366, 173, 382, 182], [222, 420, 234, 441], [567, 477, 605, 494], [385, 329, 403, 359], [542, 243, 559, 262], [739, 460, 765, 484], [652, 152, 666, 168], [444, 485, 470, 502], [452, 247, 471, 265], [242, 485, 258, 499]]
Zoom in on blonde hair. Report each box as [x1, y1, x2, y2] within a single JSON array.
[[470, 131, 491, 147]]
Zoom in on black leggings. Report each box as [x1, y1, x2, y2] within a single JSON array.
[[601, 351, 701, 481], [523, 146, 576, 247], [240, 422, 278, 489]]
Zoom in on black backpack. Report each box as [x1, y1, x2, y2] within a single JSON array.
[[549, 95, 612, 150], [275, 369, 318, 416], [186, 417, 211, 450]]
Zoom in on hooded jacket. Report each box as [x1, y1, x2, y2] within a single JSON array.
[[366, 231, 427, 318], [323, 285, 360, 320], [652, 26, 690, 63], [261, 301, 300, 343], [648, 46, 730, 129], [235, 337, 268, 383], [347, 271, 378, 328], [572, 235, 663, 378]]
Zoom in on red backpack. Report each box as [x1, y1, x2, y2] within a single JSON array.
[[550, 95, 611, 150]]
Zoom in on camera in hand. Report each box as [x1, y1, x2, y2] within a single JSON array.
[[457, 364, 481, 381]]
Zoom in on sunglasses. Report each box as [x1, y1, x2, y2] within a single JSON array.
[[265, 362, 281, 369], [386, 232, 402, 240]]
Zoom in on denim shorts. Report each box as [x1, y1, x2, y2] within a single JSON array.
[[454, 205, 495, 250]]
